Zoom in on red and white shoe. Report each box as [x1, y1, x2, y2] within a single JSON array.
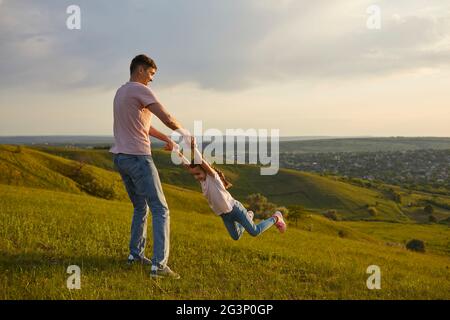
[[247, 210, 254, 221], [272, 211, 287, 233]]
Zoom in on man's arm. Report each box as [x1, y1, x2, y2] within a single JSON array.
[[149, 126, 176, 151], [149, 126, 170, 143], [147, 102, 183, 131], [147, 101, 194, 147]]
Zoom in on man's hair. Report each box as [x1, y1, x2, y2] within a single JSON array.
[[130, 54, 157, 75]]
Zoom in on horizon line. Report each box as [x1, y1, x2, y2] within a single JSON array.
[[1, 134, 450, 138]]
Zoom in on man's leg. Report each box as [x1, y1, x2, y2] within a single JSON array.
[[140, 156, 170, 269], [114, 155, 149, 259], [124, 176, 148, 259]]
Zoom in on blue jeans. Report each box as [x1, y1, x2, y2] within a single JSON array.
[[113, 153, 170, 268], [221, 201, 276, 240]]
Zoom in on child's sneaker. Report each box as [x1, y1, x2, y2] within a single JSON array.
[[247, 210, 254, 221], [272, 211, 287, 233]]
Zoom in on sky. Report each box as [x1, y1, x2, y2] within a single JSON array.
[[0, 0, 449, 137]]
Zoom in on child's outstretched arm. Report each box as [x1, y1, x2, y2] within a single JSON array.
[[170, 145, 191, 169], [170, 138, 215, 176], [191, 142, 216, 177]]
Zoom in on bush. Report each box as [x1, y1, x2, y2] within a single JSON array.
[[426, 199, 450, 211], [338, 230, 348, 238], [364, 181, 373, 188], [367, 206, 378, 217], [387, 188, 402, 203], [406, 239, 425, 253], [246, 193, 278, 219], [246, 193, 268, 214], [286, 205, 304, 226], [424, 204, 434, 214], [324, 210, 338, 221], [428, 215, 438, 223]]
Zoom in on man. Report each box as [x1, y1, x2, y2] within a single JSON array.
[[110, 54, 189, 279]]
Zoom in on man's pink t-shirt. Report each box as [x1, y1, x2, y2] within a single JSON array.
[[110, 81, 158, 155]]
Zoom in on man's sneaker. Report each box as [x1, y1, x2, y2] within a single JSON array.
[[272, 211, 287, 233], [247, 210, 254, 221], [150, 265, 181, 279], [127, 254, 152, 266]]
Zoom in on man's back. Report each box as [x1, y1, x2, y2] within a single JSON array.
[[110, 81, 158, 155]]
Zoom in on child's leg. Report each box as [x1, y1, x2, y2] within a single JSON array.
[[234, 202, 276, 237], [221, 213, 244, 241]]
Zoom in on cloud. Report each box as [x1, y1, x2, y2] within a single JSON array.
[[247, 1, 450, 83], [0, 0, 449, 92], [0, 0, 276, 91]]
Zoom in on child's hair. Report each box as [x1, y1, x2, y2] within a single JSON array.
[[189, 162, 233, 189]]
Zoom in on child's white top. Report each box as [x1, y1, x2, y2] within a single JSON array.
[[200, 172, 235, 215]]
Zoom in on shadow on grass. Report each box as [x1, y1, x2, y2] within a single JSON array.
[[0, 251, 136, 272], [0, 251, 174, 299]]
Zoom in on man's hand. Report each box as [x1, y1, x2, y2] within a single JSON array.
[[164, 140, 178, 151], [149, 126, 179, 152]]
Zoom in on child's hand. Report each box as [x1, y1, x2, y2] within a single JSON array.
[[176, 128, 194, 146], [164, 140, 178, 151]]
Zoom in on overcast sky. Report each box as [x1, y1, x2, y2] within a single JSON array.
[[0, 0, 449, 136]]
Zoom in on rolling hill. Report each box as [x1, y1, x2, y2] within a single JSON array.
[[29, 146, 410, 222], [0, 144, 449, 299], [280, 137, 450, 153], [1, 183, 449, 299]]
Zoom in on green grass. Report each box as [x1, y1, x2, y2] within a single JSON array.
[[0, 145, 127, 200], [1, 145, 449, 299], [1, 184, 449, 299], [344, 221, 450, 256], [34, 146, 116, 171]]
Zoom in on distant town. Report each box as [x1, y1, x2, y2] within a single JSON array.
[[280, 149, 450, 194]]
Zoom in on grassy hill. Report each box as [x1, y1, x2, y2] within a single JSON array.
[[0, 145, 125, 200], [344, 221, 450, 256], [30, 146, 410, 222], [4, 145, 450, 224], [0, 145, 210, 214], [1, 183, 449, 299], [1, 145, 449, 299]]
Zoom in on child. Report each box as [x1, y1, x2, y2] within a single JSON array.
[[174, 143, 286, 240]]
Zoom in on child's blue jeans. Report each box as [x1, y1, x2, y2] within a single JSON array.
[[221, 200, 276, 240]]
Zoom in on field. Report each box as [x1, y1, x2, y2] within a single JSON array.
[[0, 145, 449, 299]]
